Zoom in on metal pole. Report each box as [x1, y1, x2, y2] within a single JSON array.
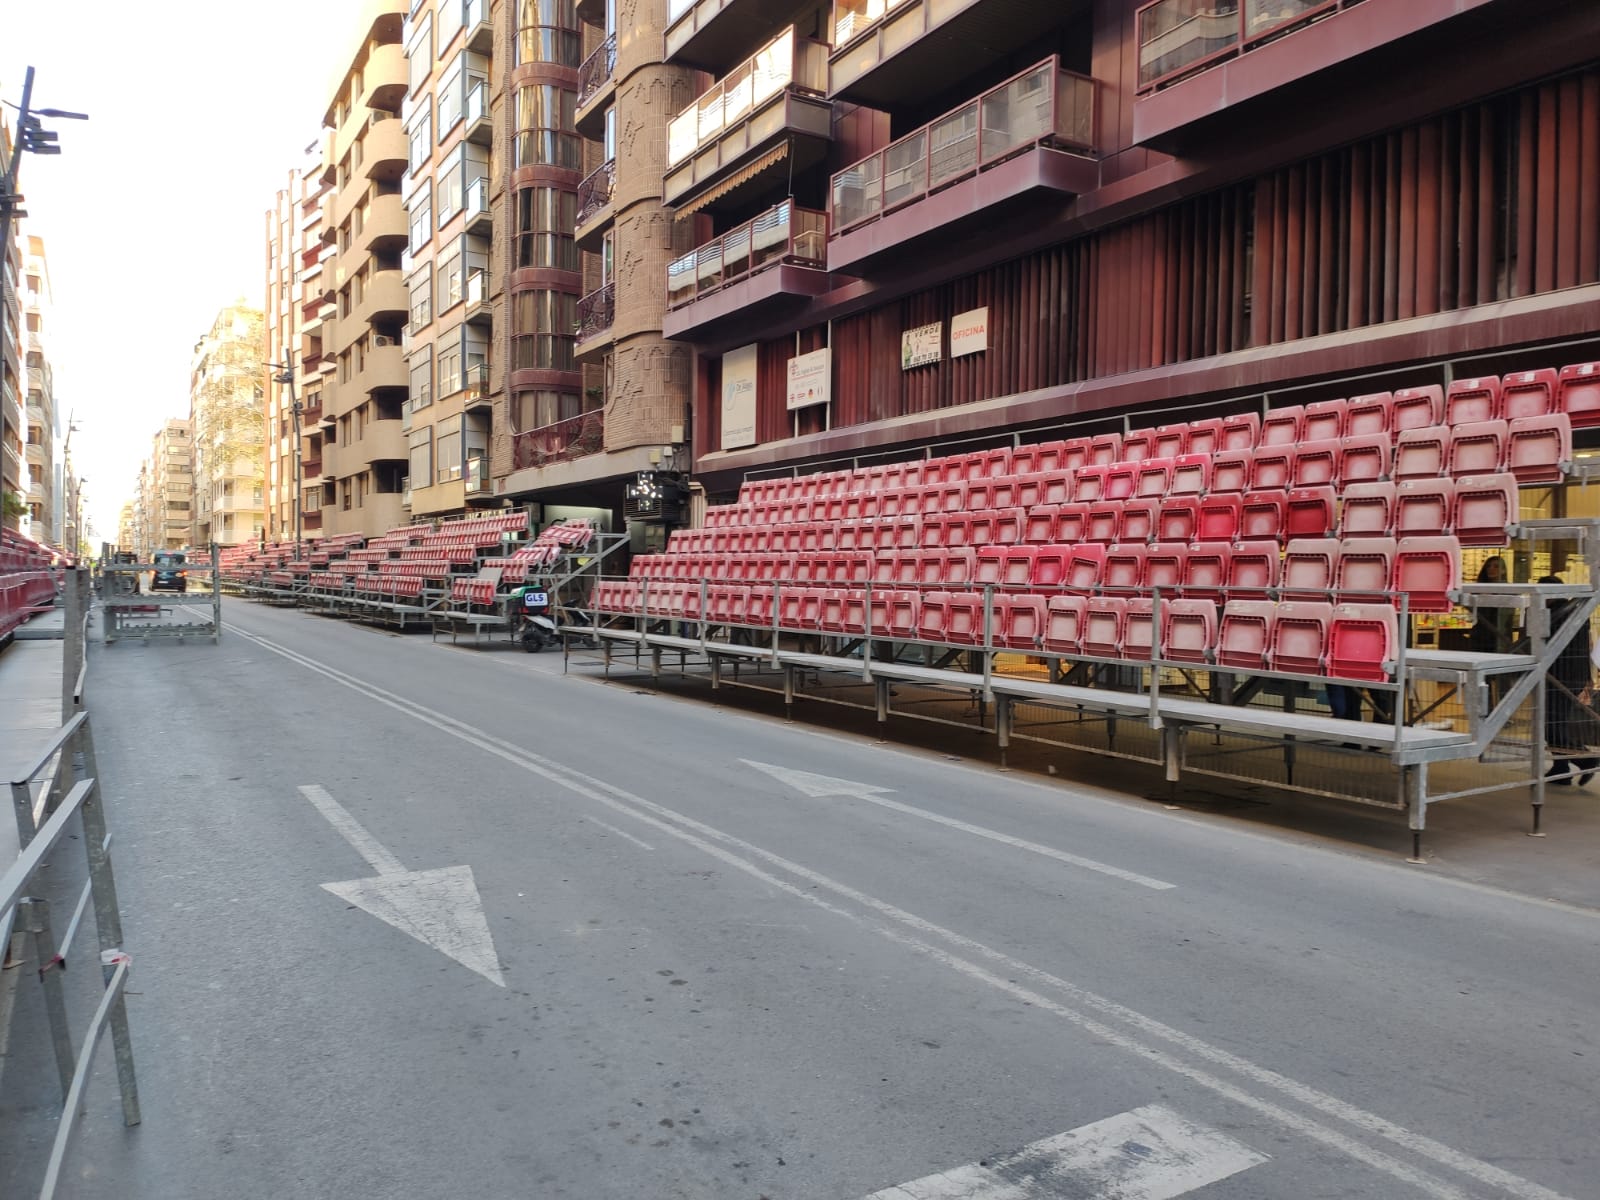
[[0, 69, 35, 531], [60, 566, 82, 722], [18, 898, 76, 1099]]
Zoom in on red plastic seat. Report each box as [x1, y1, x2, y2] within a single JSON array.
[[1393, 426, 1452, 480], [1024, 504, 1059, 544], [1088, 433, 1123, 466], [1327, 604, 1398, 682], [1146, 543, 1187, 593], [945, 593, 985, 645], [746, 588, 774, 627], [1015, 441, 1067, 473], [1059, 437, 1092, 471], [1249, 446, 1293, 491], [1344, 392, 1392, 436], [887, 591, 921, 639], [917, 592, 951, 642], [1558, 362, 1600, 427], [1210, 451, 1251, 494], [1065, 545, 1109, 590], [1285, 487, 1337, 538], [1104, 544, 1148, 590], [1240, 491, 1286, 540], [973, 547, 1008, 587], [1501, 369, 1559, 419], [1218, 600, 1276, 670], [1302, 399, 1348, 441], [1267, 601, 1332, 675], [1445, 420, 1508, 476], [997, 595, 1047, 650], [1123, 599, 1157, 661], [1073, 465, 1109, 503], [1392, 385, 1445, 430], [1181, 543, 1231, 601], [1226, 540, 1281, 601], [1083, 597, 1129, 659], [1105, 463, 1139, 502], [1340, 482, 1396, 538], [1011, 475, 1044, 509], [1122, 427, 1156, 462], [1056, 503, 1090, 542], [1185, 418, 1224, 456], [1219, 411, 1261, 451], [1031, 546, 1072, 588], [1338, 436, 1392, 487], [1334, 536, 1396, 604], [891, 552, 921, 587], [1086, 503, 1122, 544], [1158, 497, 1200, 543], [1153, 424, 1187, 458], [1043, 595, 1089, 654], [1445, 376, 1503, 425], [992, 507, 1026, 546], [1119, 499, 1159, 543], [977, 447, 1014, 479], [1135, 458, 1173, 499], [1196, 494, 1242, 542], [1260, 406, 1304, 446], [1038, 471, 1074, 505], [943, 548, 978, 586], [1450, 474, 1518, 547], [1394, 536, 1462, 613], [1000, 546, 1040, 586], [1392, 478, 1455, 537], [1162, 599, 1218, 665], [1281, 538, 1340, 602], [1506, 414, 1570, 484], [1169, 454, 1211, 496]]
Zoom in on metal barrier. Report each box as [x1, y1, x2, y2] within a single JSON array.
[[2, 566, 141, 1199], [101, 543, 222, 644]]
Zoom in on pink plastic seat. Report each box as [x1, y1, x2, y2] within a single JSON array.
[[1226, 540, 1281, 601], [1123, 599, 1158, 661], [1501, 369, 1559, 419], [1145, 543, 1187, 593], [1065, 545, 1108, 590], [1260, 406, 1304, 446], [944, 593, 984, 646], [1122, 428, 1156, 462], [1506, 414, 1570, 484], [1219, 411, 1261, 451], [1281, 538, 1340, 602], [1024, 504, 1059, 544], [1249, 446, 1293, 491], [1558, 362, 1600, 427], [1031, 546, 1071, 588], [1333, 536, 1397, 604], [1393, 478, 1455, 537], [1292, 440, 1341, 488], [1181, 543, 1231, 601], [1055, 503, 1090, 542], [1393, 426, 1452, 480], [1392, 385, 1445, 430], [1105, 463, 1139, 502], [1445, 376, 1503, 425], [1285, 487, 1337, 538], [1135, 458, 1173, 499], [997, 595, 1047, 650], [1083, 598, 1129, 659], [1103, 544, 1148, 591], [1157, 497, 1200, 543], [1327, 604, 1398, 682], [1345, 392, 1393, 436], [1088, 433, 1123, 466], [1302, 399, 1348, 441], [1058, 438, 1092, 471], [1450, 474, 1518, 547], [1185, 418, 1224, 456], [1043, 595, 1089, 654], [1445, 420, 1509, 476], [1086, 503, 1122, 544], [1340, 482, 1396, 538], [1119, 499, 1158, 543], [1196, 495, 1243, 542], [917, 592, 952, 641], [1162, 599, 1218, 665], [1338, 436, 1392, 488], [973, 547, 1008, 587], [1152, 424, 1187, 458], [1210, 451, 1251, 494], [1268, 601, 1333, 675], [1394, 536, 1462, 613], [1218, 600, 1276, 670], [1000, 546, 1040, 586], [1169, 454, 1210, 496], [1240, 491, 1287, 540], [1074, 465, 1109, 504]]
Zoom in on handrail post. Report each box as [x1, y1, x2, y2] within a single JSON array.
[[17, 898, 76, 1100], [1149, 587, 1163, 729], [1392, 592, 1409, 754]]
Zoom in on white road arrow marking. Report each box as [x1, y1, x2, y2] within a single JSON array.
[[300, 784, 505, 987], [742, 760, 1175, 891], [862, 1104, 1267, 1199]]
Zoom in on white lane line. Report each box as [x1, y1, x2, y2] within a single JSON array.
[[299, 783, 406, 876], [864, 1104, 1266, 1200], [228, 625, 1577, 1200], [586, 815, 654, 850], [744, 759, 1176, 891]]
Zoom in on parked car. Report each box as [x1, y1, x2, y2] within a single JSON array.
[[150, 551, 187, 593]]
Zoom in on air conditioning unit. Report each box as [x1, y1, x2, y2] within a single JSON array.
[[374, 335, 396, 347]]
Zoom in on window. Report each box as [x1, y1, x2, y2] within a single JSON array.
[[407, 14, 433, 96], [514, 84, 580, 169], [515, 186, 578, 270], [408, 263, 433, 332], [408, 181, 433, 253], [515, 0, 582, 67], [436, 245, 464, 313], [437, 336, 463, 397], [511, 289, 577, 371], [409, 346, 433, 410], [407, 101, 433, 177], [604, 105, 616, 161], [438, 145, 465, 225], [408, 426, 433, 485], [436, 424, 463, 483], [512, 389, 579, 431], [438, 59, 464, 137]]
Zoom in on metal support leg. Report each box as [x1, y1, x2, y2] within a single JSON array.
[[1530, 675, 1548, 837], [875, 677, 890, 724], [650, 647, 662, 682], [710, 655, 722, 691], [12, 778, 36, 850], [996, 696, 1011, 769], [18, 899, 75, 1100], [1405, 763, 1429, 864], [783, 665, 795, 719], [1163, 724, 1182, 802]]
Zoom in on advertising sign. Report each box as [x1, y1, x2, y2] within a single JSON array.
[[720, 344, 759, 449], [786, 347, 831, 410], [951, 307, 989, 358], [901, 322, 942, 370]]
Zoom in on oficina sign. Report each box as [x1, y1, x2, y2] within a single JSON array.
[[951, 306, 989, 358]]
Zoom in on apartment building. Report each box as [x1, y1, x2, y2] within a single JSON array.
[[266, 142, 330, 545], [190, 303, 268, 548], [651, 0, 1599, 498], [311, 0, 413, 539], [400, 0, 499, 520], [141, 419, 193, 555], [116, 502, 135, 555], [21, 235, 60, 543]]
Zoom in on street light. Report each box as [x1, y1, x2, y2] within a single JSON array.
[[270, 361, 303, 560]]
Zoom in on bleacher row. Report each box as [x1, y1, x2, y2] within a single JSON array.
[[448, 519, 599, 605], [0, 528, 60, 641], [592, 367, 1600, 684]]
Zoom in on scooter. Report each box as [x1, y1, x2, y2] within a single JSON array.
[[516, 587, 559, 652]]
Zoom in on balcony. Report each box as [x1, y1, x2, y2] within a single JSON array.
[[828, 0, 1071, 109], [302, 456, 323, 480], [464, 273, 494, 327], [463, 82, 492, 146], [828, 59, 1098, 274], [664, 27, 833, 215], [575, 282, 616, 360], [362, 418, 409, 464], [663, 201, 830, 339], [465, 455, 494, 499], [464, 0, 493, 53], [25, 442, 46, 468], [361, 44, 407, 112], [354, 193, 409, 258], [666, 0, 806, 71], [358, 342, 408, 393], [1130, 0, 1505, 150], [575, 159, 615, 249], [463, 178, 493, 238], [463, 362, 494, 413], [354, 269, 408, 328], [576, 34, 617, 136], [512, 410, 605, 470], [303, 509, 323, 532], [362, 116, 408, 184]]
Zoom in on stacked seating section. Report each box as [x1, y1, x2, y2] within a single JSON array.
[[0, 528, 61, 640], [595, 364, 1600, 686]]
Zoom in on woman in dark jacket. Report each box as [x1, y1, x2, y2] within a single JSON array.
[[1541, 576, 1598, 785]]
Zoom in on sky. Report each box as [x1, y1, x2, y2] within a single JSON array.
[[3, 0, 366, 546]]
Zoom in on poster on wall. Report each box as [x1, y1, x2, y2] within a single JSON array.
[[721, 343, 759, 449], [901, 322, 942, 370], [951, 307, 989, 358], [786, 347, 831, 410]]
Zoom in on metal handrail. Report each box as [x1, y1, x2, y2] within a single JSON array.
[[577, 33, 617, 108], [1135, 0, 1356, 92], [666, 200, 828, 308]]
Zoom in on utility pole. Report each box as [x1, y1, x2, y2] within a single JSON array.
[[271, 362, 303, 560]]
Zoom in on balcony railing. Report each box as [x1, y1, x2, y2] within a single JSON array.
[[576, 159, 615, 226], [830, 58, 1094, 233], [667, 27, 827, 168], [1136, 0, 1357, 92], [302, 457, 323, 478], [464, 177, 491, 231], [466, 271, 490, 308], [578, 33, 617, 108], [667, 201, 827, 308], [832, 0, 913, 45], [576, 282, 615, 342], [465, 455, 492, 495], [512, 410, 605, 470], [464, 80, 490, 141]]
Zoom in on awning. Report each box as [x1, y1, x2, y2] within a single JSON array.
[[673, 142, 790, 220]]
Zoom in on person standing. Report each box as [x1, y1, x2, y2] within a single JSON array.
[[1540, 575, 1599, 785]]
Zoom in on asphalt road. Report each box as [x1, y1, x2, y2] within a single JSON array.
[[16, 598, 1598, 1199]]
